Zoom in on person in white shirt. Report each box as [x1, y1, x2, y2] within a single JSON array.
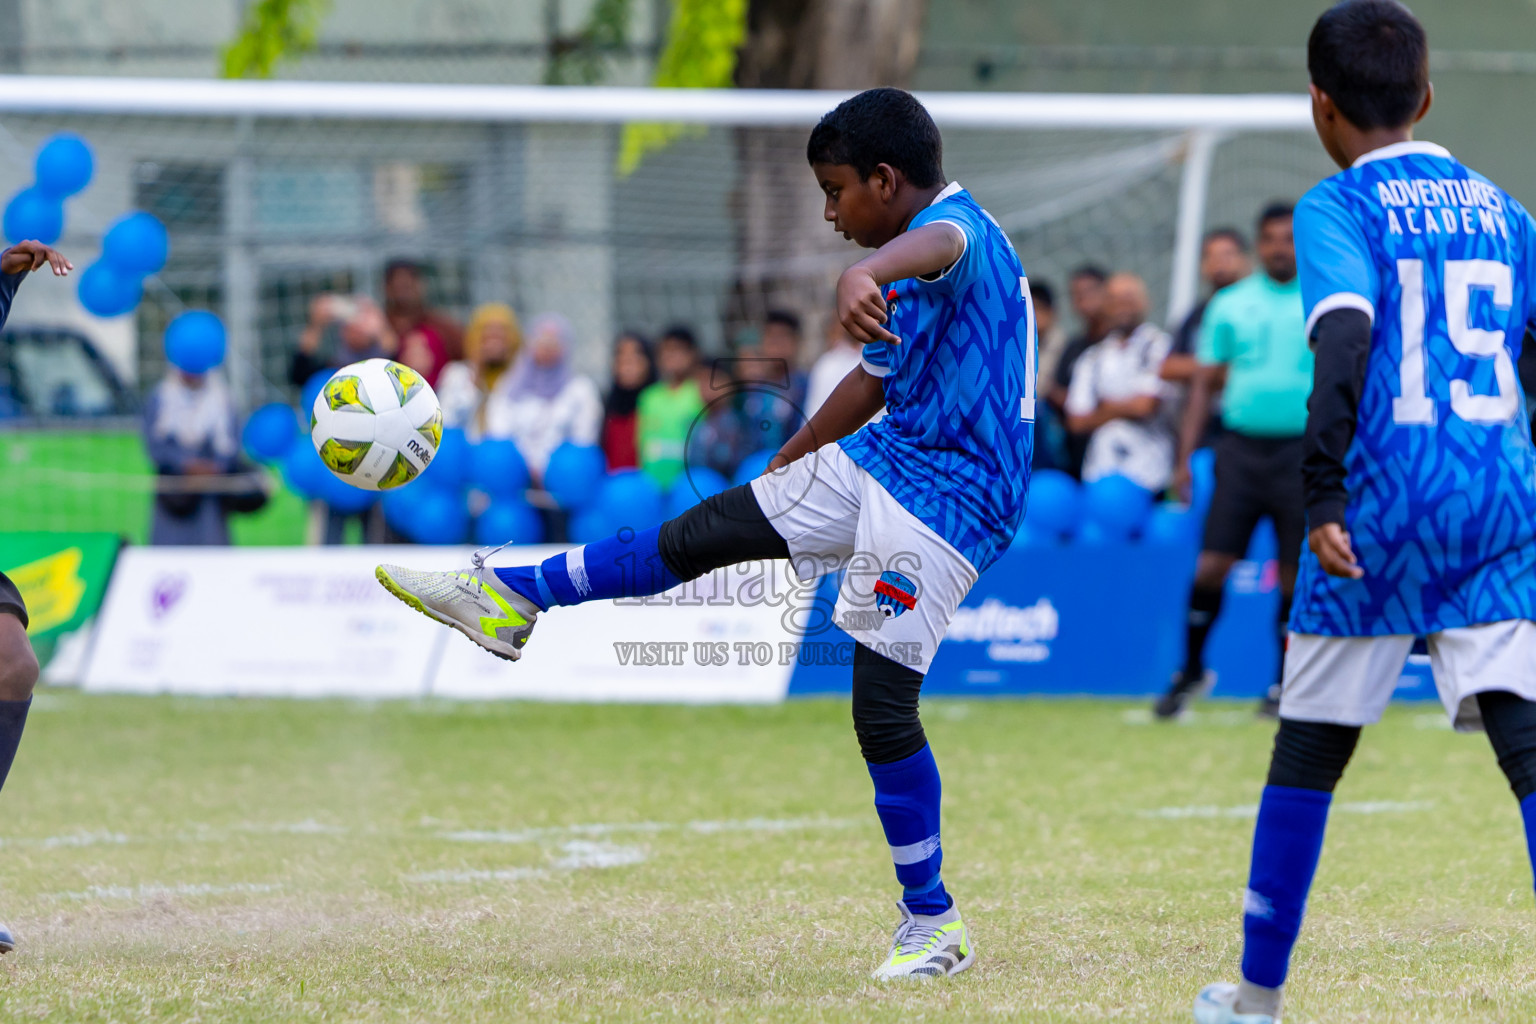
[[486, 312, 602, 483], [435, 303, 521, 440], [805, 317, 883, 424], [1064, 273, 1176, 491]]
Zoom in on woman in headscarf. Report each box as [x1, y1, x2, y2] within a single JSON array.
[[600, 330, 655, 471], [142, 366, 243, 545], [436, 303, 521, 440], [485, 312, 602, 484]]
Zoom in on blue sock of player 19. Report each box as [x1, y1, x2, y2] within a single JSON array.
[[1518, 793, 1536, 896], [1241, 785, 1332, 989], [0, 697, 31, 792], [493, 525, 681, 611], [867, 745, 950, 916]]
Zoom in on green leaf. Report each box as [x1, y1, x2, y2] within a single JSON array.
[[222, 0, 333, 80]]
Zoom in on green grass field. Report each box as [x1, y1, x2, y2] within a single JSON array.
[[1, 693, 1534, 1022]]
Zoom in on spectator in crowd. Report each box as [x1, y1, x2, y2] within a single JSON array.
[[1049, 265, 1112, 477], [1029, 280, 1071, 470], [1064, 272, 1176, 490], [637, 326, 704, 490], [396, 321, 449, 389], [437, 303, 522, 440], [486, 312, 602, 484], [1161, 228, 1251, 385], [383, 258, 463, 362], [600, 330, 655, 471], [687, 360, 749, 480], [805, 317, 863, 420], [289, 294, 395, 387], [738, 310, 809, 455], [142, 364, 243, 545]]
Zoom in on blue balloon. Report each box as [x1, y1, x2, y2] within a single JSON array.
[[3, 188, 63, 245], [1023, 469, 1082, 540], [544, 444, 607, 509], [474, 500, 544, 546], [301, 370, 334, 421], [408, 488, 470, 544], [102, 211, 169, 277], [242, 403, 300, 462], [281, 437, 333, 501], [596, 470, 664, 531], [732, 450, 777, 487], [164, 311, 226, 374], [471, 439, 529, 497], [381, 484, 427, 536], [664, 466, 731, 519], [1010, 522, 1054, 548], [1143, 505, 1200, 547], [1189, 447, 1217, 515], [77, 263, 142, 318], [1082, 474, 1153, 540], [423, 427, 471, 491], [1076, 520, 1114, 547], [317, 469, 378, 515], [33, 134, 93, 199], [568, 508, 613, 543]]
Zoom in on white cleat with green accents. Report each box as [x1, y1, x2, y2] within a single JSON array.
[[375, 559, 539, 662], [871, 900, 974, 980]]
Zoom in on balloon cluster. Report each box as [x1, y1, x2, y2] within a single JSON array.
[[1015, 455, 1216, 549], [79, 211, 169, 318], [2, 134, 92, 246]]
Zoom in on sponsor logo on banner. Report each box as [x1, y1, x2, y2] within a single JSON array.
[[945, 596, 1059, 663], [7, 548, 86, 634]]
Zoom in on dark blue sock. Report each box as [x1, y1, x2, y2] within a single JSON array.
[[868, 744, 951, 916], [1241, 785, 1332, 989], [0, 698, 31, 792], [1519, 793, 1536, 896], [493, 525, 681, 610]]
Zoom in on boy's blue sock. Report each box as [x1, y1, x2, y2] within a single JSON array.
[[1241, 785, 1332, 989], [0, 697, 30, 792], [493, 525, 681, 611], [1519, 793, 1536, 894], [867, 745, 951, 917]]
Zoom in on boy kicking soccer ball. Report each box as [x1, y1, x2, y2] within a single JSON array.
[[1195, 2, 1536, 1021], [377, 87, 1037, 979]]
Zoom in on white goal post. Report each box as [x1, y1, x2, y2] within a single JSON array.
[[0, 77, 1319, 397]]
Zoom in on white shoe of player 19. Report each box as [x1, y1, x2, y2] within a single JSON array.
[[0, 921, 15, 953], [1193, 982, 1278, 1024], [375, 555, 540, 662], [871, 900, 974, 980]]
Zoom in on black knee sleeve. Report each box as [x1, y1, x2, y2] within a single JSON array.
[[1265, 718, 1360, 792], [656, 483, 790, 582], [851, 642, 927, 764], [1478, 690, 1536, 802]]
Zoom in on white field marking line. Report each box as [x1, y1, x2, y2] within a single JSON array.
[[1121, 708, 1257, 726], [406, 867, 549, 884], [1139, 800, 1434, 820], [437, 816, 861, 844], [50, 882, 282, 901], [0, 830, 129, 849], [406, 840, 647, 885], [1414, 714, 1454, 730]]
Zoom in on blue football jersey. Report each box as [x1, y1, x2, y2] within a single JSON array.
[[1291, 141, 1536, 636], [839, 183, 1037, 573]]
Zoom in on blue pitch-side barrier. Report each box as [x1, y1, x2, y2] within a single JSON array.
[[786, 521, 1439, 702]]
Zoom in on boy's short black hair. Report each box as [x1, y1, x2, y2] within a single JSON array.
[[1069, 264, 1109, 285], [659, 325, 698, 351], [764, 309, 802, 336], [1258, 202, 1295, 230], [1029, 280, 1055, 310], [1308, 0, 1429, 130], [806, 88, 945, 189], [1203, 227, 1249, 253]]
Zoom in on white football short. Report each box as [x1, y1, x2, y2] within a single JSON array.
[[1281, 620, 1536, 732], [750, 443, 978, 673]]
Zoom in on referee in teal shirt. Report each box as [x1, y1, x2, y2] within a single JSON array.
[[1156, 203, 1312, 719]]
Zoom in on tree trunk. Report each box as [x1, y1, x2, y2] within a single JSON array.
[[730, 0, 929, 345]]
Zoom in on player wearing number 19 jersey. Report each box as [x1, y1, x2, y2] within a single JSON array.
[[1194, 4, 1536, 1023]]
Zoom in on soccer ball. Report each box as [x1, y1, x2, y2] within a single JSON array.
[[309, 358, 442, 491]]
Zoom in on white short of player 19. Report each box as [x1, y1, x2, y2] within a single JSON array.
[[1281, 620, 1536, 732], [749, 442, 978, 675]]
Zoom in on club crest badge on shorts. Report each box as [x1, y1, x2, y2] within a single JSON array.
[[873, 570, 918, 619]]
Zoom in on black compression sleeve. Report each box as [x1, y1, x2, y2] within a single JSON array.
[[0, 268, 24, 333], [1302, 308, 1372, 530]]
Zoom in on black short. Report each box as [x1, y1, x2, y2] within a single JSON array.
[[0, 571, 27, 629], [1202, 431, 1306, 566]]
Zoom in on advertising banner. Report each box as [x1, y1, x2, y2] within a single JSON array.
[[0, 531, 120, 641]]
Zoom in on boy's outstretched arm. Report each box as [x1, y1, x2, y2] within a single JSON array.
[[837, 223, 966, 345], [0, 241, 73, 334], [767, 365, 884, 471], [1302, 307, 1371, 579]]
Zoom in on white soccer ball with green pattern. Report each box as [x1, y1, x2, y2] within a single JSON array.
[[309, 358, 442, 491]]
